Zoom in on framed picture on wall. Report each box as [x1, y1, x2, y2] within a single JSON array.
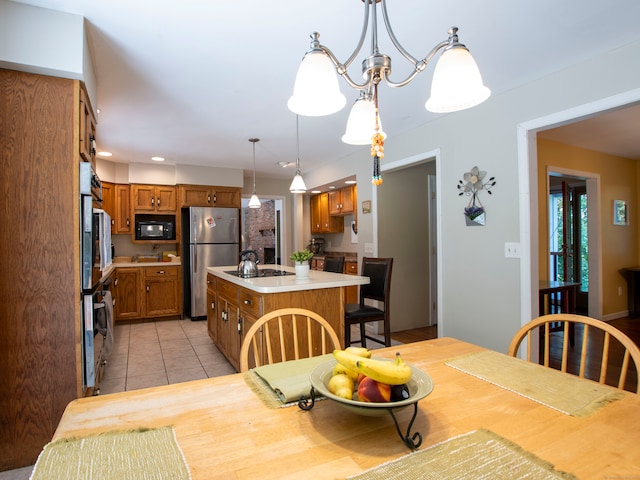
[[613, 199, 629, 225]]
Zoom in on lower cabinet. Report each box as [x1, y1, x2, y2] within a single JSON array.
[[114, 265, 181, 321], [114, 267, 143, 320]]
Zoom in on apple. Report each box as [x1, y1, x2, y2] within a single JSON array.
[[357, 376, 391, 403]]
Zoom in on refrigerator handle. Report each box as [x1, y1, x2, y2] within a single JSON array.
[[193, 215, 198, 272]]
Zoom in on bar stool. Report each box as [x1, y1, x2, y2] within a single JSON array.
[[344, 257, 393, 348], [324, 256, 345, 273]]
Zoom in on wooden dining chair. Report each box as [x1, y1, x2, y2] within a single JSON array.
[[239, 308, 340, 372], [507, 314, 640, 393], [344, 257, 393, 348], [323, 256, 345, 273]]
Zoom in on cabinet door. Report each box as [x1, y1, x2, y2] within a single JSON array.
[[115, 184, 132, 234], [328, 190, 342, 215], [132, 184, 156, 212], [144, 266, 180, 317], [310, 195, 321, 234], [319, 193, 330, 232], [239, 312, 260, 369], [213, 187, 241, 208], [114, 267, 142, 320], [180, 185, 212, 207], [79, 86, 96, 163], [155, 186, 177, 212], [339, 186, 354, 214], [101, 182, 116, 226], [217, 296, 240, 371]]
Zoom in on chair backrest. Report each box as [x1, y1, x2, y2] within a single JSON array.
[[359, 257, 393, 305], [507, 314, 640, 393], [239, 308, 340, 372], [324, 256, 345, 273]]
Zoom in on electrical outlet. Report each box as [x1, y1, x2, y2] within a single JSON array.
[[504, 242, 521, 258]]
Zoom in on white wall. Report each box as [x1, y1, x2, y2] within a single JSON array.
[[304, 38, 640, 353], [0, 0, 97, 107]]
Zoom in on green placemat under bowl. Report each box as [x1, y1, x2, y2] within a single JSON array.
[[348, 429, 576, 480]]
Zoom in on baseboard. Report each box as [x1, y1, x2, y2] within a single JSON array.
[[602, 310, 629, 321]]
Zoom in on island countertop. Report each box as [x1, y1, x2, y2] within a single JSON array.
[[207, 265, 369, 294]]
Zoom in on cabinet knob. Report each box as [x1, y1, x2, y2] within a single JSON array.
[[207, 194, 211, 203], [157, 198, 161, 207], [157, 270, 165, 275], [151, 197, 155, 207], [146, 285, 150, 292], [211, 301, 215, 311], [243, 299, 251, 306], [126, 218, 130, 226], [114, 278, 118, 287]]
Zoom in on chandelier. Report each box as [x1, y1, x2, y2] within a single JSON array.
[[289, 115, 308, 193], [288, 0, 490, 184]]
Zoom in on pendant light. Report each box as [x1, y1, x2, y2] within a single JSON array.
[[248, 138, 261, 209], [289, 115, 308, 193]]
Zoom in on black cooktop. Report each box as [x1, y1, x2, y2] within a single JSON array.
[[224, 269, 295, 278]]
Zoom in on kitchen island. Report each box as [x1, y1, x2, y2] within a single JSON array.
[[206, 265, 369, 370]]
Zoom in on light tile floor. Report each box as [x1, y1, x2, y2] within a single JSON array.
[[99, 318, 236, 395]]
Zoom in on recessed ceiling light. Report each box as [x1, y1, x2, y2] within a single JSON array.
[[328, 185, 336, 189], [151, 156, 165, 162], [345, 180, 356, 184], [311, 190, 321, 194], [278, 161, 294, 168], [97, 151, 112, 157]]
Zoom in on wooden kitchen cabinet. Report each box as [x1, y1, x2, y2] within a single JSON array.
[[179, 184, 241, 208], [131, 184, 177, 213], [329, 186, 356, 215], [101, 181, 115, 220], [310, 193, 343, 234], [114, 184, 132, 234], [1, 70, 98, 468], [113, 267, 143, 321], [143, 266, 181, 317], [79, 84, 97, 164]]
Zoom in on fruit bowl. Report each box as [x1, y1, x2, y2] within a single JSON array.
[[309, 358, 434, 417]]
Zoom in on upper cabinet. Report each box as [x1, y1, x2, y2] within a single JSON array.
[[132, 184, 177, 213], [79, 85, 97, 164], [179, 184, 241, 208], [328, 185, 356, 215], [310, 192, 343, 234], [114, 184, 132, 234]]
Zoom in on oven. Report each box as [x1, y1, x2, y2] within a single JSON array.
[[79, 163, 112, 392]]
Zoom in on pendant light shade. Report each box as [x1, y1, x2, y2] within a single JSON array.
[[288, 43, 346, 117], [342, 93, 387, 145], [248, 138, 261, 209], [425, 46, 490, 113], [289, 115, 308, 193]]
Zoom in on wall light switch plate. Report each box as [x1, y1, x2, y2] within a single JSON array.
[[364, 243, 374, 254], [504, 242, 521, 258]]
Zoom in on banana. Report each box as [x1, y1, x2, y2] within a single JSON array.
[[355, 352, 412, 385], [345, 346, 372, 359], [333, 348, 368, 372]]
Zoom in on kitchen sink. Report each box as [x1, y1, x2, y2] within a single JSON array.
[[135, 255, 161, 263]]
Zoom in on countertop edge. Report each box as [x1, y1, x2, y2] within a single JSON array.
[[207, 265, 369, 293]]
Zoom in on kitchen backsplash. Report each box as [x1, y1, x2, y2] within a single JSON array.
[[112, 234, 177, 259]]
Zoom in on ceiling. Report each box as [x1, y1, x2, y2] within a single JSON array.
[[12, 0, 640, 184]]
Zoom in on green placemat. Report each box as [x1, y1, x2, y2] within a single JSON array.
[[30, 426, 190, 480], [446, 350, 624, 417], [243, 354, 333, 408], [347, 429, 576, 480]]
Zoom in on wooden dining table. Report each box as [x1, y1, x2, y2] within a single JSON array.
[[52, 337, 640, 479]]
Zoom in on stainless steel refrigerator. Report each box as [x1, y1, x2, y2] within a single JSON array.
[[182, 206, 239, 319]]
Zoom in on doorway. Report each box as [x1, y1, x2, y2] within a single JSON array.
[[240, 197, 284, 265], [548, 174, 589, 314], [375, 156, 439, 333]]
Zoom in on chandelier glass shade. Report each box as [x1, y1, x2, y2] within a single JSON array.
[[342, 92, 387, 145], [289, 115, 308, 193], [288, 0, 490, 142], [248, 138, 261, 209]]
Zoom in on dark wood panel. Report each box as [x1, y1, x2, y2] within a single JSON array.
[[0, 69, 80, 470]]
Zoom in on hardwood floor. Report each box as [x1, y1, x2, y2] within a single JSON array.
[[391, 317, 640, 393]]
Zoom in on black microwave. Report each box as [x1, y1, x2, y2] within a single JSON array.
[[135, 214, 176, 241]]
